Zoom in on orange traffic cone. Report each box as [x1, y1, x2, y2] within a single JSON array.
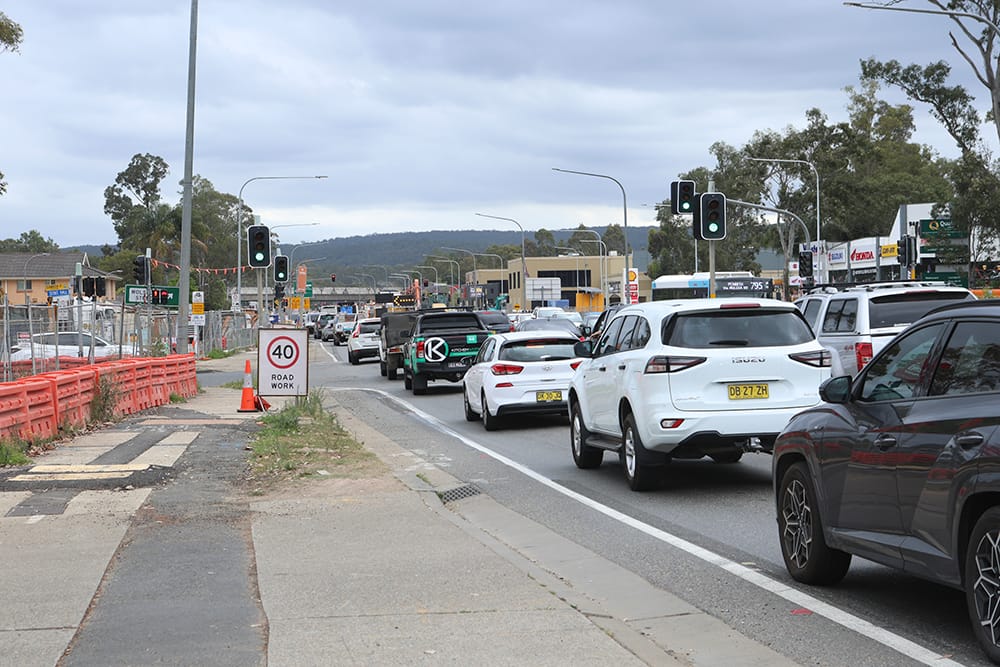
[[237, 359, 260, 413]]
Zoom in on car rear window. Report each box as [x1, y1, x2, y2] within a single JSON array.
[[420, 314, 483, 331], [358, 322, 380, 334], [664, 309, 815, 348], [868, 291, 975, 329], [499, 339, 577, 362]]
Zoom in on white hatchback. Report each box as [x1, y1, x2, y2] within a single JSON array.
[[568, 298, 832, 491], [462, 331, 582, 431], [9, 331, 127, 362], [346, 318, 381, 365]]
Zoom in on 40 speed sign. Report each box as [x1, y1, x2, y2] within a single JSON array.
[[257, 328, 309, 397]]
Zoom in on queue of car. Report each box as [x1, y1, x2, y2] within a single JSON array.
[[316, 282, 1000, 662]]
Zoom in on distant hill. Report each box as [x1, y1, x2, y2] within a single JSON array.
[[285, 227, 655, 274]]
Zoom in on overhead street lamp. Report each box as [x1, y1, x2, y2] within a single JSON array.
[[552, 168, 631, 302], [747, 157, 820, 246], [416, 265, 438, 284], [363, 265, 390, 288], [236, 175, 327, 311], [428, 256, 459, 285], [475, 213, 527, 311], [441, 247, 478, 307], [578, 237, 606, 305]]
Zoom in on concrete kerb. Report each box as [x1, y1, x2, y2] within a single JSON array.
[[327, 398, 798, 667]]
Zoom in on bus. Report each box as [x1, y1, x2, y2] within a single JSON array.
[[651, 272, 774, 300]]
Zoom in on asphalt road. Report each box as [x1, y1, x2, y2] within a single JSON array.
[[311, 338, 986, 667]]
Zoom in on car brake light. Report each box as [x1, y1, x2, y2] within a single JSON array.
[[789, 350, 831, 367], [855, 342, 873, 370], [720, 302, 761, 309], [644, 355, 706, 374], [352, 329, 360, 338], [570, 360, 582, 370], [416, 341, 425, 359], [491, 363, 524, 376]]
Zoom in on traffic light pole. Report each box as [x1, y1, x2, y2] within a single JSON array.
[[708, 180, 717, 298]]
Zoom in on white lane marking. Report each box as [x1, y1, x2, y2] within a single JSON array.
[[316, 339, 341, 362], [333, 387, 965, 667]]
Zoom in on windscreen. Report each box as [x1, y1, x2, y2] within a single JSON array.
[[665, 309, 815, 348], [420, 315, 482, 331], [868, 291, 975, 329]]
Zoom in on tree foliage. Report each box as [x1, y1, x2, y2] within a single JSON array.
[[0, 10, 23, 196], [0, 230, 58, 253]]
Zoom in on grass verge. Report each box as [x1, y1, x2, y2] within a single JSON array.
[[245, 391, 383, 493]]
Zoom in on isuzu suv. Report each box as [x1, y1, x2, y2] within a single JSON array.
[[568, 299, 831, 491]]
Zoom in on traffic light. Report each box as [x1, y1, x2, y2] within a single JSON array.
[[274, 283, 285, 304], [798, 250, 813, 278], [899, 235, 917, 265], [133, 255, 149, 284], [82, 276, 95, 297], [422, 279, 429, 287], [247, 225, 271, 268], [693, 193, 727, 240], [670, 180, 696, 215], [330, 273, 336, 283], [150, 288, 166, 305], [273, 255, 289, 282]]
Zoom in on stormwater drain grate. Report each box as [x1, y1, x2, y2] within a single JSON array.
[[438, 483, 481, 504]]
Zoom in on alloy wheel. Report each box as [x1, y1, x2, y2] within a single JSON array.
[[972, 528, 1000, 648], [623, 427, 636, 479], [781, 479, 812, 569]]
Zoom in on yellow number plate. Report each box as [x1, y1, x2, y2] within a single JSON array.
[[536, 390, 563, 402], [727, 383, 769, 400]]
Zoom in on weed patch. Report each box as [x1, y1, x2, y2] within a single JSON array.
[[245, 391, 383, 492]]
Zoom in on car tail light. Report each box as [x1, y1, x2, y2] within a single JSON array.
[[660, 419, 684, 429], [855, 342, 873, 370], [352, 329, 360, 338], [644, 355, 706, 374], [789, 349, 831, 367], [416, 340, 425, 359], [720, 302, 761, 309], [570, 360, 582, 370], [496, 381, 514, 388], [491, 363, 524, 376]]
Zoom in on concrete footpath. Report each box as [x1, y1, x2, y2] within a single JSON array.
[[0, 350, 800, 666]]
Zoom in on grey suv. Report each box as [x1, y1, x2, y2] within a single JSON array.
[[773, 300, 1000, 662], [795, 281, 975, 375]]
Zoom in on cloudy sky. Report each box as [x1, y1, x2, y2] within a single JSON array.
[[0, 1, 986, 248]]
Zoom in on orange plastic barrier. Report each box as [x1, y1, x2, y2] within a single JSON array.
[[0, 354, 198, 446]]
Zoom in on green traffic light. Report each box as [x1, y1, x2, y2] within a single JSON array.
[[681, 202, 691, 211], [708, 223, 719, 233]]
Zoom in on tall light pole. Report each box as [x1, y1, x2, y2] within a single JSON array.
[[363, 265, 390, 288], [441, 247, 478, 307], [555, 246, 582, 306], [475, 213, 527, 311], [552, 168, 631, 302], [236, 175, 327, 310], [23, 252, 49, 376], [428, 255, 460, 300], [747, 157, 826, 282], [579, 237, 606, 306]]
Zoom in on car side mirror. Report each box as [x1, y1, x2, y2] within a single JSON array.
[[819, 375, 852, 404], [573, 340, 593, 358], [581, 325, 592, 336]]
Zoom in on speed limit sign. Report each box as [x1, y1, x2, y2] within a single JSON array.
[[257, 328, 309, 396]]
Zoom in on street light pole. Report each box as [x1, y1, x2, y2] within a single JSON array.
[[555, 246, 582, 307], [552, 168, 631, 302], [235, 175, 327, 312], [441, 247, 478, 307], [428, 256, 460, 301], [579, 237, 607, 306], [23, 252, 49, 376], [748, 156, 821, 279], [475, 213, 527, 311]]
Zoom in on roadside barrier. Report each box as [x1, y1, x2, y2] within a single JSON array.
[[0, 354, 197, 445]]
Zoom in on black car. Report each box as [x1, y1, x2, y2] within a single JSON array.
[[772, 300, 1000, 662], [475, 310, 513, 335]]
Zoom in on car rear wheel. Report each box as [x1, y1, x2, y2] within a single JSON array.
[[412, 372, 427, 395], [380, 360, 387, 377], [481, 391, 500, 431], [777, 462, 851, 585], [965, 507, 1000, 663], [463, 385, 478, 421], [570, 402, 602, 469], [620, 413, 656, 492], [349, 350, 359, 365], [403, 371, 412, 390]]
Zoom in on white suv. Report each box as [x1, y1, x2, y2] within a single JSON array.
[[568, 299, 831, 491], [795, 282, 976, 376], [346, 318, 381, 365]]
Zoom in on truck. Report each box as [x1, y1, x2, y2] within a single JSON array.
[[400, 310, 491, 395], [379, 310, 420, 380]]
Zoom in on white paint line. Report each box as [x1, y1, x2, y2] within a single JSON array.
[[316, 339, 341, 362], [334, 387, 965, 667]]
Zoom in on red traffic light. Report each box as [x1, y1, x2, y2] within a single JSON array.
[[331, 273, 336, 283]]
